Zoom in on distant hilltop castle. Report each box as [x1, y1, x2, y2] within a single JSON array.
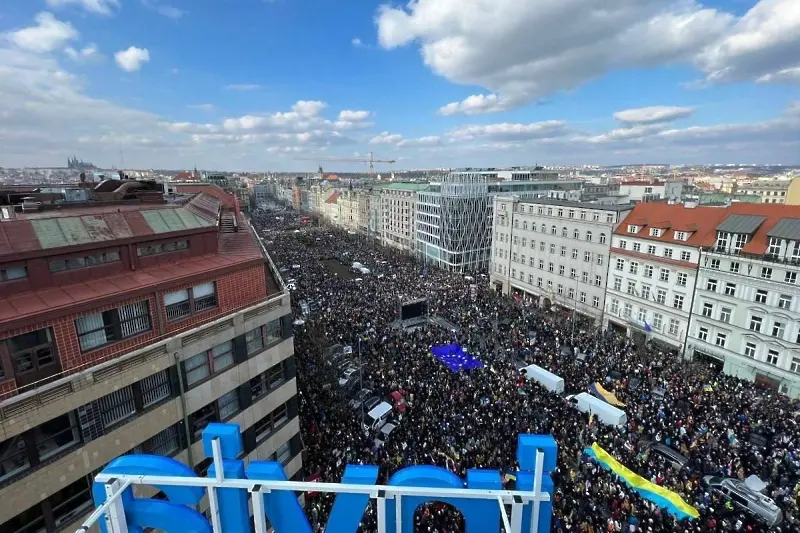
[[67, 155, 95, 171]]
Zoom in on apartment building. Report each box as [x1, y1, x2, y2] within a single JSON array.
[[687, 205, 800, 397], [604, 203, 728, 353], [736, 179, 791, 204], [382, 182, 426, 252], [490, 197, 632, 324], [0, 184, 302, 532]]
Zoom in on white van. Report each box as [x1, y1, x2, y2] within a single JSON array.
[[567, 392, 627, 426], [362, 401, 392, 432]]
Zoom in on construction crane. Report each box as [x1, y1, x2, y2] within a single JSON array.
[[294, 151, 396, 176]]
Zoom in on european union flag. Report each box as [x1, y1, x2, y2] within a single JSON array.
[[431, 344, 485, 372], [644, 321, 652, 333]]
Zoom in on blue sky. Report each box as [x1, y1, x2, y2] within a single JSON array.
[[0, 0, 798, 170]]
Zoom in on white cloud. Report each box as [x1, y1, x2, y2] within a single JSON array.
[[46, 0, 120, 15], [694, 0, 800, 85], [225, 83, 261, 91], [376, 0, 735, 112], [64, 43, 102, 63], [448, 121, 569, 141], [6, 12, 79, 53], [115, 46, 150, 72], [142, 0, 186, 19], [351, 37, 363, 47], [188, 104, 214, 112], [613, 106, 695, 125], [338, 110, 371, 122], [369, 131, 404, 145], [438, 94, 514, 116]]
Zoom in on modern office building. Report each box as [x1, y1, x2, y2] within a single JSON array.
[[686, 204, 800, 397], [0, 183, 302, 532], [490, 197, 633, 325], [604, 203, 728, 353], [416, 170, 584, 272]]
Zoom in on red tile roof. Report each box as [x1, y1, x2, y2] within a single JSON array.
[[325, 192, 341, 204], [615, 202, 800, 254], [175, 184, 236, 208]]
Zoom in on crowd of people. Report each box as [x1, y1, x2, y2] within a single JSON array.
[[252, 207, 800, 533]]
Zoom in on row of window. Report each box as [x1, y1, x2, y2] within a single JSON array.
[[616, 240, 693, 262], [137, 239, 189, 257], [501, 202, 616, 223], [0, 266, 27, 282], [704, 256, 798, 284], [609, 300, 680, 336], [705, 278, 793, 310], [508, 271, 602, 308], [611, 277, 686, 310], [497, 224, 607, 244], [695, 326, 796, 371], [614, 259, 688, 286], [498, 262, 603, 288], [625, 225, 692, 242], [503, 246, 604, 267], [49, 249, 121, 273]]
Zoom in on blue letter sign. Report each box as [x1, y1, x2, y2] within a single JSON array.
[[93, 423, 556, 532]]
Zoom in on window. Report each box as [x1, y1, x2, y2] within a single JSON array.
[[551, 225, 556, 235], [761, 267, 773, 280], [580, 211, 587, 220], [537, 277, 543, 287], [744, 343, 757, 358], [715, 232, 728, 251], [779, 294, 792, 310], [772, 321, 785, 339], [557, 284, 564, 295], [641, 285, 651, 300], [714, 332, 727, 347], [786, 272, 797, 284], [561, 227, 568, 237], [606, 214, 614, 223], [749, 315, 762, 332], [709, 259, 720, 270], [585, 231, 592, 242], [164, 281, 217, 321], [791, 357, 800, 373], [189, 403, 218, 441], [50, 477, 94, 530], [647, 245, 656, 255], [767, 350, 779, 366], [36, 411, 80, 462], [632, 243, 641, 253], [593, 212, 600, 221], [548, 262, 554, 273], [638, 308, 646, 322], [650, 228, 662, 237], [599, 233, 607, 244], [137, 240, 189, 257], [0, 265, 27, 281], [254, 403, 290, 443], [75, 300, 152, 352], [597, 254, 604, 266], [610, 299, 619, 314], [755, 289, 768, 304], [668, 318, 680, 335], [584, 251, 591, 262], [659, 268, 670, 282], [560, 246, 566, 257], [623, 303, 632, 318], [581, 272, 588, 283], [730, 262, 740, 273], [572, 248, 578, 259], [276, 441, 292, 465], [139, 424, 181, 457], [675, 231, 688, 241], [540, 242, 545, 251], [592, 296, 600, 308], [698, 327, 708, 341], [559, 265, 565, 276], [724, 283, 736, 296], [568, 210, 574, 218], [217, 389, 241, 420], [767, 237, 781, 256], [568, 288, 575, 299], [702, 302, 713, 317], [550, 243, 556, 254], [676, 272, 687, 286], [652, 313, 663, 330], [719, 307, 731, 323], [643, 265, 653, 278], [49, 249, 121, 272], [613, 277, 622, 291], [706, 279, 718, 291], [629, 261, 639, 274], [732, 233, 748, 253], [570, 268, 576, 279], [619, 240, 627, 249], [3, 327, 60, 386], [627, 225, 638, 233], [656, 289, 666, 305], [547, 280, 552, 289], [680, 251, 691, 262], [673, 294, 684, 310], [663, 248, 673, 259], [183, 340, 234, 387], [572, 229, 580, 239], [627, 281, 636, 295], [538, 260, 544, 270], [595, 275, 602, 286]]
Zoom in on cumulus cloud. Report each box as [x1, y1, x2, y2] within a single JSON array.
[[376, 0, 735, 112], [114, 46, 150, 72], [142, 0, 185, 19], [369, 131, 404, 145], [65, 43, 102, 63], [613, 106, 695, 125], [6, 12, 79, 53], [46, 0, 120, 15], [449, 121, 569, 142], [351, 37, 364, 47], [339, 110, 371, 122]]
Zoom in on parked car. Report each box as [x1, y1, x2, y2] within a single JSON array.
[[640, 440, 690, 470], [363, 396, 381, 413], [338, 368, 359, 387], [703, 476, 783, 527], [348, 388, 372, 410], [374, 421, 398, 448], [390, 391, 408, 413]]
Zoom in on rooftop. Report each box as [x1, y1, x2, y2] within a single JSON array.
[[498, 196, 636, 212]]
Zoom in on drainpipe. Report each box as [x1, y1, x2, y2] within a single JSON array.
[[681, 247, 703, 361], [504, 199, 515, 295], [174, 352, 195, 468]]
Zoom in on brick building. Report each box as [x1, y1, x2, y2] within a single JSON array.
[[0, 184, 302, 532]]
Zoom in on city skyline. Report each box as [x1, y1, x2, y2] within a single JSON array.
[[0, 0, 798, 170]]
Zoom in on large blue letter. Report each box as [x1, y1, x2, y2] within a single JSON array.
[[515, 434, 557, 533], [247, 461, 378, 533], [204, 423, 250, 533], [92, 455, 210, 533]]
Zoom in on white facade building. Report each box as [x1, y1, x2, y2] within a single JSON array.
[[490, 197, 632, 325], [603, 203, 727, 352], [687, 208, 800, 397], [381, 183, 426, 252]]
